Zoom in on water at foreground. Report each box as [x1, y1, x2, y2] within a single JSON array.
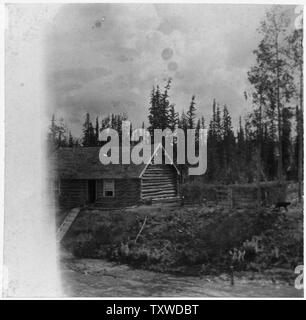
[[60, 257, 303, 298]]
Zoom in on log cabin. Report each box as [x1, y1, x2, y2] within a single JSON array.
[[52, 145, 181, 209]]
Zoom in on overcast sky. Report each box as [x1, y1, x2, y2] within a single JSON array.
[[46, 3, 296, 137]]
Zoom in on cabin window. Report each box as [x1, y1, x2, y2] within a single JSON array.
[[103, 179, 115, 197]]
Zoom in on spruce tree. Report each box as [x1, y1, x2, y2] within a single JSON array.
[[68, 131, 74, 147], [168, 104, 179, 131], [82, 113, 96, 147], [187, 95, 196, 129], [95, 116, 100, 146]]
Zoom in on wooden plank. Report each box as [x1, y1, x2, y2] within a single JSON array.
[[56, 207, 81, 242]]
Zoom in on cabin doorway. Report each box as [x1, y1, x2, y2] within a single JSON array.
[[88, 180, 96, 203]]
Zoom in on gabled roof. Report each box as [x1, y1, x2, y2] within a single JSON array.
[[52, 144, 179, 179], [139, 143, 180, 177]]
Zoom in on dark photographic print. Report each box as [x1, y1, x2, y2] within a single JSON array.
[[2, 2, 304, 299]]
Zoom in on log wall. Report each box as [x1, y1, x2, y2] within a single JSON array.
[[58, 178, 141, 209], [95, 178, 141, 208], [58, 179, 87, 209], [141, 164, 178, 200]]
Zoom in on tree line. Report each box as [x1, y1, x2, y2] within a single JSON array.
[[48, 6, 303, 188]]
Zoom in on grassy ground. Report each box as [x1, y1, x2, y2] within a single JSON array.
[[63, 200, 303, 281]]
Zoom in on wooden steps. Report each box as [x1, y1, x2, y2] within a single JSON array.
[[56, 207, 80, 242]]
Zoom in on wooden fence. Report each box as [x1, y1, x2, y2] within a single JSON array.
[[182, 181, 288, 208]]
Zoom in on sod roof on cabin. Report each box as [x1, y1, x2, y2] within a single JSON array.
[[54, 147, 152, 179], [54, 147, 147, 179]]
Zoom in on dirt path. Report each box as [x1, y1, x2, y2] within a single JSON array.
[[60, 258, 302, 298]]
